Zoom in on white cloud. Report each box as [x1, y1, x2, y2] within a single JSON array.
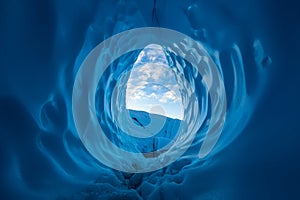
[[125, 44, 183, 119]]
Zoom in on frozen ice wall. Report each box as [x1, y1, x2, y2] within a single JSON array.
[[1, 0, 299, 199]]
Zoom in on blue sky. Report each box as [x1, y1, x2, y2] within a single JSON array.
[[126, 44, 183, 120]]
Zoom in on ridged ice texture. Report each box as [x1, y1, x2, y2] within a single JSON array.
[[0, 0, 272, 199]]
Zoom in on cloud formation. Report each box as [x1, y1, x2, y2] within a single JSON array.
[[126, 44, 183, 119]]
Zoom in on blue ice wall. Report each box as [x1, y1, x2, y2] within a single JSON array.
[[0, 0, 300, 199]]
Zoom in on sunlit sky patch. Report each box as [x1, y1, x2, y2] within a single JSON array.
[[126, 44, 183, 120]]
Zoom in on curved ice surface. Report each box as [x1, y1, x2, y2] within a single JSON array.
[[72, 27, 227, 173], [0, 0, 274, 199]]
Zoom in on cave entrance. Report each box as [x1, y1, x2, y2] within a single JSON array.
[[125, 44, 183, 127]]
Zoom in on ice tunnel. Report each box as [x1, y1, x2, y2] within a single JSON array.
[[1, 0, 298, 199]]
